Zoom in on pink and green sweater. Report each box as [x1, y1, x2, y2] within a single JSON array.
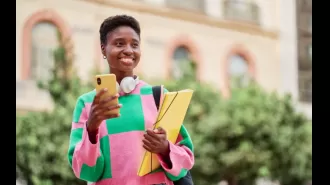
[[67, 81, 194, 185]]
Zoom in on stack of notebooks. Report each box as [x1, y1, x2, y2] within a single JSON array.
[[138, 89, 194, 176]]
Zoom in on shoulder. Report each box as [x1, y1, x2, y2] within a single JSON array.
[[76, 90, 96, 104], [138, 80, 153, 95], [138, 80, 169, 95], [72, 90, 95, 122], [163, 87, 169, 93]]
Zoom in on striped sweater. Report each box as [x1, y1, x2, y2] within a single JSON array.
[[67, 81, 194, 185]]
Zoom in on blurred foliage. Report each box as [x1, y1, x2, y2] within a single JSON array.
[[16, 35, 311, 185], [16, 33, 94, 185], [162, 62, 312, 185]]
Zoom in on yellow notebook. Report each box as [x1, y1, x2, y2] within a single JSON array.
[[137, 88, 194, 177]]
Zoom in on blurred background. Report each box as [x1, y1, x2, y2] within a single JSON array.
[[16, 0, 312, 185]]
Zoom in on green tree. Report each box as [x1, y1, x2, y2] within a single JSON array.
[[163, 62, 312, 185], [16, 33, 94, 185]]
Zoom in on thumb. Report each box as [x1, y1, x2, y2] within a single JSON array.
[[154, 127, 165, 134]]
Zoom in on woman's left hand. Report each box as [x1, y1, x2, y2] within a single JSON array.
[[143, 127, 170, 156]]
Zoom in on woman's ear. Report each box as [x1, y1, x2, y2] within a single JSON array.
[[101, 44, 106, 57]]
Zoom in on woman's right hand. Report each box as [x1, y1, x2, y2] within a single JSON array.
[[86, 88, 121, 133]]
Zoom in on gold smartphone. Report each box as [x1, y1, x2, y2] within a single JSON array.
[[95, 74, 119, 115]]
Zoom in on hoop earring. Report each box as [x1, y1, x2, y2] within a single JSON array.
[[103, 55, 106, 59]]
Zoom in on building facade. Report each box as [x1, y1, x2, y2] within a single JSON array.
[[296, 0, 312, 119], [277, 0, 312, 119], [297, 0, 312, 104], [16, 0, 280, 112]]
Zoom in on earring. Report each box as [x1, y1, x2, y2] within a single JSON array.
[[103, 55, 106, 59]]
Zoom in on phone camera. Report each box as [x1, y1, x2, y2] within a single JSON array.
[[97, 77, 101, 85]]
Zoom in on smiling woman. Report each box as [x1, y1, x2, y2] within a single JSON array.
[[67, 15, 195, 185]]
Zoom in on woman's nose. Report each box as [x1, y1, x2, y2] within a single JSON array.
[[123, 45, 133, 55]]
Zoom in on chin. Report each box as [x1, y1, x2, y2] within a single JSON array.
[[119, 66, 136, 72]]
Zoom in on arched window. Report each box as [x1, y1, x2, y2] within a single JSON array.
[[31, 22, 59, 81], [229, 55, 250, 87], [171, 46, 191, 79]]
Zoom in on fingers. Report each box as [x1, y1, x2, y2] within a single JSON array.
[[143, 144, 153, 152], [93, 88, 108, 105], [154, 127, 166, 134], [143, 138, 156, 147], [88, 90, 121, 131], [89, 103, 121, 128], [144, 133, 159, 145], [94, 109, 121, 121], [142, 138, 157, 152], [99, 113, 121, 122], [146, 129, 160, 140], [92, 93, 121, 117], [105, 113, 121, 119], [100, 94, 119, 105], [90, 112, 120, 129], [102, 104, 122, 112]]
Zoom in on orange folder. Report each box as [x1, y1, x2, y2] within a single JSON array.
[[137, 89, 194, 176]]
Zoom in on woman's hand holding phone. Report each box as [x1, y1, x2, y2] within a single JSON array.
[[87, 88, 122, 133]]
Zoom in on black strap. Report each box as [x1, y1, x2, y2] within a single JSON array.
[[150, 85, 162, 176], [152, 86, 162, 110]]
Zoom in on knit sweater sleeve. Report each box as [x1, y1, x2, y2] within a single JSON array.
[[67, 96, 105, 182], [157, 125, 194, 181]]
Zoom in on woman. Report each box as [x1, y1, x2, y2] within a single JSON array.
[[67, 15, 194, 185]]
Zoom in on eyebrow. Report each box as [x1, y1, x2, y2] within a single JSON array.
[[112, 37, 139, 42]]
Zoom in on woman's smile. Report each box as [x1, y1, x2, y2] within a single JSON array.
[[119, 57, 135, 66]]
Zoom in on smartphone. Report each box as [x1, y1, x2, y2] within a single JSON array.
[[95, 74, 120, 115]]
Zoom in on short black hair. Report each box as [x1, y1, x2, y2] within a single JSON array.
[[99, 15, 141, 45]]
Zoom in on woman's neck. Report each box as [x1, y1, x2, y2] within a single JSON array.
[[110, 68, 134, 83]]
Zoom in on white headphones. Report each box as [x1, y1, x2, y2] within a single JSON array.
[[116, 76, 140, 94]]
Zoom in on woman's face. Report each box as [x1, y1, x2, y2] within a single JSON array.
[[102, 26, 141, 72]]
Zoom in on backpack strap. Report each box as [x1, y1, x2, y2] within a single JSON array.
[[150, 85, 162, 174], [152, 86, 162, 110]]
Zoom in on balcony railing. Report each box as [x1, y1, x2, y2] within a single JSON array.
[[165, 0, 205, 13], [298, 44, 312, 70], [299, 27, 312, 37], [298, 71, 312, 103], [223, 0, 260, 24], [299, 58, 312, 71], [300, 0, 312, 13]]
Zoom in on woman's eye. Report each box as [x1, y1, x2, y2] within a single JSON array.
[[132, 43, 139, 48], [116, 42, 123, 46]]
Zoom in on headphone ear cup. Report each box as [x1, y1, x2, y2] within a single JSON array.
[[120, 77, 137, 93]]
